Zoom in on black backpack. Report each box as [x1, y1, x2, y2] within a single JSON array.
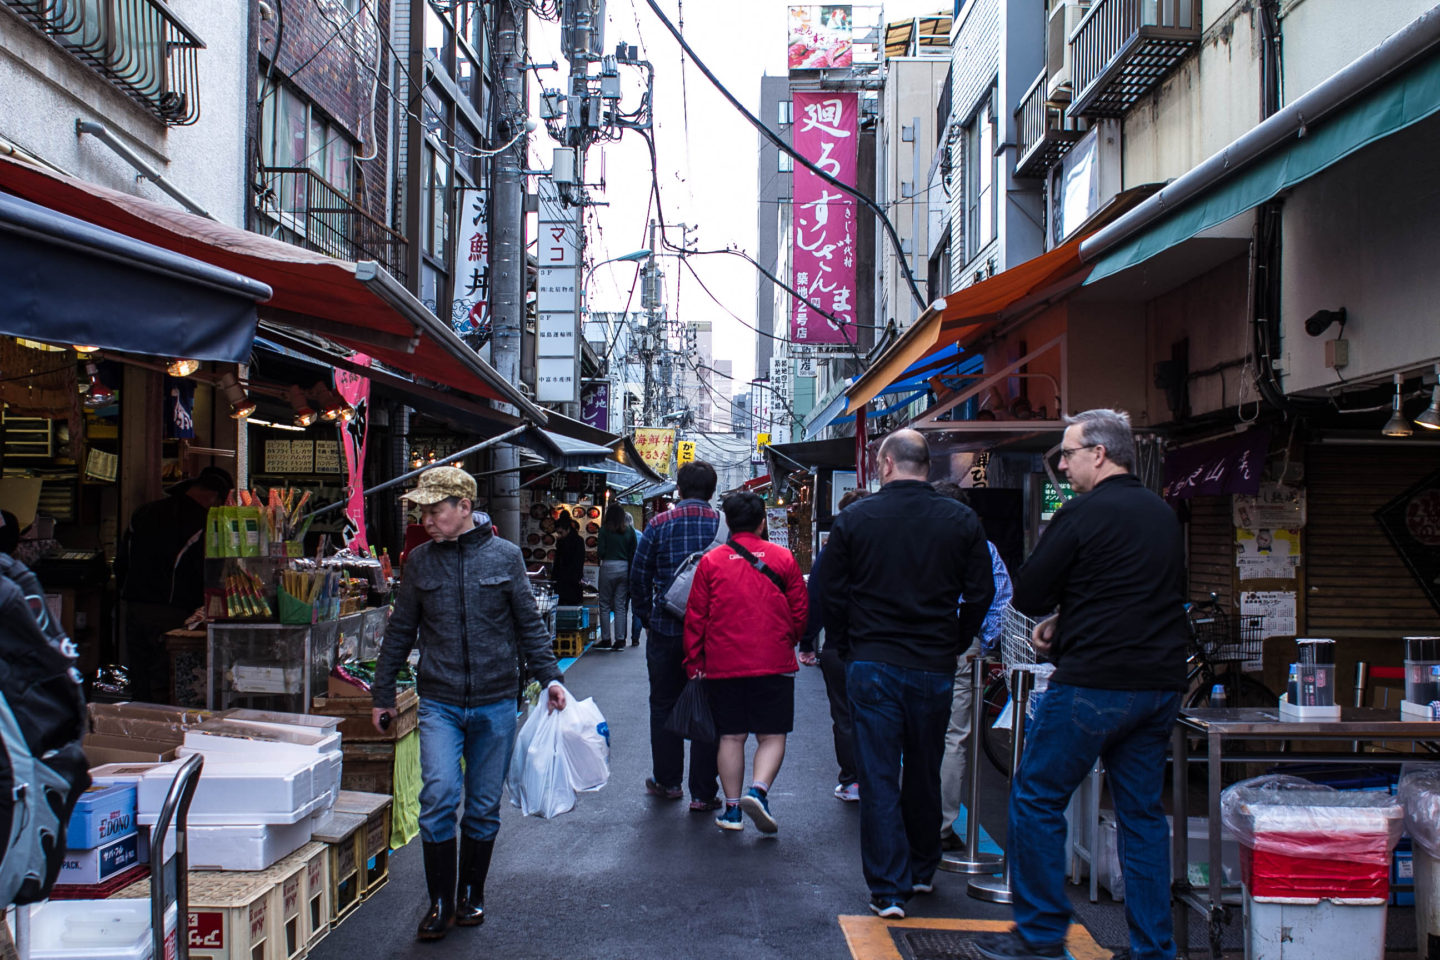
[[0, 554, 90, 907]]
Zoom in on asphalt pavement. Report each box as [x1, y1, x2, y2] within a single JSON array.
[[308, 639, 1025, 960]]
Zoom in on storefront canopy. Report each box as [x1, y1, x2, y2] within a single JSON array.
[[1083, 18, 1440, 283], [0, 155, 543, 422], [0, 191, 271, 360], [844, 236, 1092, 415]]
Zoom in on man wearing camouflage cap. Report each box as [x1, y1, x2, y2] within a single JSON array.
[[372, 466, 566, 940]]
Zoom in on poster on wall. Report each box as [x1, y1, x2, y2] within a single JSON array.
[[1375, 466, 1440, 615], [335, 355, 371, 551], [1234, 482, 1307, 530], [766, 508, 791, 549], [830, 470, 858, 514], [1235, 527, 1301, 581], [1240, 590, 1298, 638]]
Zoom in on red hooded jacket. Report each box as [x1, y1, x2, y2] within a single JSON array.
[[683, 531, 808, 679]]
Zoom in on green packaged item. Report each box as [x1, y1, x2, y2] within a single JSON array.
[[225, 507, 242, 558], [238, 507, 263, 558], [205, 508, 226, 558]]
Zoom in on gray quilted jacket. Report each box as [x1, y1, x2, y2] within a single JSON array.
[[373, 526, 561, 709]]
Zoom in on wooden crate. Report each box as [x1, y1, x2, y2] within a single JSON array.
[[115, 870, 283, 960], [310, 810, 365, 928], [333, 791, 392, 899], [312, 687, 418, 743], [340, 739, 397, 794]]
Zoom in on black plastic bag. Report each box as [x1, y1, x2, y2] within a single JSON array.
[[665, 677, 715, 743]]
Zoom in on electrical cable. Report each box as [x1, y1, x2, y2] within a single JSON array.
[[641, 0, 927, 311]]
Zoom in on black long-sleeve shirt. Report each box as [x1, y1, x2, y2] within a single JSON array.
[[1011, 473, 1188, 691], [820, 479, 994, 674]]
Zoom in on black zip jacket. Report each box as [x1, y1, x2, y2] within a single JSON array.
[[1011, 473, 1188, 691], [820, 479, 995, 674], [373, 525, 561, 709]]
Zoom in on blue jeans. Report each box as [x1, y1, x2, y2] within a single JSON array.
[[417, 698, 517, 843], [1009, 682, 1181, 960], [846, 660, 953, 900]]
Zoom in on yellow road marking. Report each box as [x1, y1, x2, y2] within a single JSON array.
[[837, 916, 1112, 960]]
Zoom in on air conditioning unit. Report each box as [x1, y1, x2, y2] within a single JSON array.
[[1046, 0, 1090, 104]]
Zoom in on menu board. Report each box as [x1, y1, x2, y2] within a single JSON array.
[[314, 439, 342, 474], [264, 439, 315, 474]]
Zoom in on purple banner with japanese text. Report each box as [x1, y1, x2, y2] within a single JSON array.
[[1162, 429, 1269, 501], [791, 91, 858, 346], [580, 381, 610, 432]]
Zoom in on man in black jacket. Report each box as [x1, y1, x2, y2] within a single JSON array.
[[976, 409, 1187, 960], [822, 429, 994, 919], [372, 466, 565, 941]]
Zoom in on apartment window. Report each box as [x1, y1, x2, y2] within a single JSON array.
[[777, 100, 793, 126], [961, 91, 998, 262], [422, 145, 452, 262], [778, 151, 794, 172], [260, 84, 356, 196]]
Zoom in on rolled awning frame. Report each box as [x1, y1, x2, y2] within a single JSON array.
[[908, 333, 1069, 432]]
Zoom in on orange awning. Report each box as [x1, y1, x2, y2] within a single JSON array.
[[844, 236, 1092, 415], [0, 156, 544, 421]]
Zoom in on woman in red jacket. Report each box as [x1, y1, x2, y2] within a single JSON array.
[[683, 492, 809, 834]]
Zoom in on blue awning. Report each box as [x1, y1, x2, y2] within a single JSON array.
[[0, 191, 270, 361], [804, 345, 983, 437]]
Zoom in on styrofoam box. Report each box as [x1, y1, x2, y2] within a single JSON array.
[[1244, 889, 1386, 960], [191, 720, 341, 755], [66, 782, 137, 850], [20, 899, 177, 960], [135, 756, 324, 826], [58, 833, 140, 885], [178, 737, 342, 813], [187, 818, 313, 872], [89, 762, 167, 786], [1095, 816, 1240, 901]]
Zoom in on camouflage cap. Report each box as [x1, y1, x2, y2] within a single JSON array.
[[400, 466, 476, 505]]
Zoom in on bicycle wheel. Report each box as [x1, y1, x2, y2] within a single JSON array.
[[981, 674, 1013, 778]]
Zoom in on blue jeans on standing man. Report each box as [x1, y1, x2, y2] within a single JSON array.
[[1008, 682, 1182, 960], [846, 660, 954, 900], [417, 698, 518, 843]]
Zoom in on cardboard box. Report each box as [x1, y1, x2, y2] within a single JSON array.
[[84, 733, 178, 765], [59, 832, 141, 885], [66, 782, 137, 850], [88, 702, 219, 743]]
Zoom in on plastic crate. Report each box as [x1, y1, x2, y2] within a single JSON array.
[[115, 870, 283, 960], [556, 606, 589, 630], [310, 811, 365, 928], [333, 791, 391, 900], [554, 631, 587, 658]]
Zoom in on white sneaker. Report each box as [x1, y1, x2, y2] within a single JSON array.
[[833, 782, 860, 802]]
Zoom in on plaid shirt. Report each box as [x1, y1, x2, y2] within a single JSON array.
[[629, 499, 720, 640]]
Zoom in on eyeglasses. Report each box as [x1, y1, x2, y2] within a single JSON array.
[[1058, 444, 1098, 461]]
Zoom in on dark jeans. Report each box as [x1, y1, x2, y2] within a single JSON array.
[[123, 602, 185, 703], [818, 645, 857, 785], [1009, 682, 1182, 960], [847, 659, 953, 900], [646, 630, 718, 800]]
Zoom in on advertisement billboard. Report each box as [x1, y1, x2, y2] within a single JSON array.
[[788, 6, 854, 69], [791, 91, 858, 346]]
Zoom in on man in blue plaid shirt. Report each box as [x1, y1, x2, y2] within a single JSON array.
[[630, 460, 722, 810]]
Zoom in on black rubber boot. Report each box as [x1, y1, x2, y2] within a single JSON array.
[[455, 836, 494, 927], [416, 838, 457, 940]]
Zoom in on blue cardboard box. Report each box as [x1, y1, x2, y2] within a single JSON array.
[[58, 832, 140, 885], [65, 782, 137, 850]]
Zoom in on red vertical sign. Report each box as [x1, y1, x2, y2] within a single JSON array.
[[335, 356, 371, 551], [791, 91, 859, 346]]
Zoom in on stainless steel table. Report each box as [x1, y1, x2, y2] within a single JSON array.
[[1171, 707, 1440, 959]]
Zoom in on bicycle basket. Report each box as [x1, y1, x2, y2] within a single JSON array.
[[998, 605, 1040, 669], [1194, 615, 1264, 662]]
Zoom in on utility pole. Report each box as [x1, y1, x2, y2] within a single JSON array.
[[640, 220, 658, 426], [488, 0, 527, 542]]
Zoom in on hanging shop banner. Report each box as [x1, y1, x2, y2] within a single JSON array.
[[633, 428, 675, 477], [580, 381, 610, 432], [1375, 466, 1440, 615], [451, 187, 490, 338], [791, 91, 858, 346], [536, 178, 580, 404], [676, 441, 696, 466], [335, 355, 371, 551], [787, 5, 854, 69], [1162, 429, 1270, 501]]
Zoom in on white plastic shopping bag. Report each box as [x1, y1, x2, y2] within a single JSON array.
[[558, 696, 610, 792], [506, 697, 576, 819]]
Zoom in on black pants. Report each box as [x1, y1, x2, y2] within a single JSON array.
[[818, 644, 858, 785], [123, 602, 185, 703], [645, 631, 718, 800]]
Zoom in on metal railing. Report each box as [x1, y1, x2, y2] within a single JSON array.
[[1014, 69, 1085, 178], [4, 0, 205, 125], [256, 166, 408, 282], [1069, 0, 1200, 119]]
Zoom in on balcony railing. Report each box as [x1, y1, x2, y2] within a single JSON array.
[[256, 167, 408, 283], [3, 0, 205, 125], [1015, 70, 1085, 179], [1069, 0, 1200, 119]]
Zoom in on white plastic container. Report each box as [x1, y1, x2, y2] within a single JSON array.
[[186, 818, 313, 872], [135, 756, 323, 826], [1244, 892, 1386, 960], [22, 899, 177, 960]]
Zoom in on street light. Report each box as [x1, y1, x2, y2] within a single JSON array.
[[582, 248, 652, 298]]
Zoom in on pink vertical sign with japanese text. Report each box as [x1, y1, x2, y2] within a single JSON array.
[[335, 355, 371, 551], [791, 91, 858, 346]]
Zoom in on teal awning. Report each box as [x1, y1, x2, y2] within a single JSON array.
[[1087, 50, 1440, 285]]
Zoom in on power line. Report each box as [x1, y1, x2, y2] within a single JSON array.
[[641, 0, 927, 311]]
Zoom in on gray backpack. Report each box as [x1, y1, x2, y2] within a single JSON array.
[[660, 516, 728, 618]]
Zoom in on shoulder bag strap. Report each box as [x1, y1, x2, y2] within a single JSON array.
[[726, 538, 787, 595]]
